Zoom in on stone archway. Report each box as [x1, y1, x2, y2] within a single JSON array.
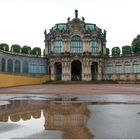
[[54, 62, 62, 81], [71, 60, 82, 81], [91, 62, 98, 80]]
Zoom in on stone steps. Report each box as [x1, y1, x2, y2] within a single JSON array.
[[47, 80, 118, 84]]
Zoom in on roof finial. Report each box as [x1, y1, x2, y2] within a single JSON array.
[[75, 9, 78, 18]]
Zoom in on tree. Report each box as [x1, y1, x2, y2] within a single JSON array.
[[0, 43, 9, 51], [31, 47, 41, 55], [122, 45, 132, 55], [106, 48, 110, 56], [21, 45, 31, 54], [132, 34, 140, 54], [112, 47, 120, 56], [11, 44, 21, 53]]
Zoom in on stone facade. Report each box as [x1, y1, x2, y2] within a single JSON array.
[[44, 10, 140, 82], [0, 49, 47, 75], [44, 10, 107, 81], [1, 10, 140, 82], [105, 55, 140, 81]]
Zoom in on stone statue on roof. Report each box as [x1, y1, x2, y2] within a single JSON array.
[[104, 29, 106, 38], [67, 17, 70, 22], [75, 9, 78, 18], [44, 29, 47, 35]]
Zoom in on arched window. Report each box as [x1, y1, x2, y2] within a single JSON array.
[[124, 62, 131, 73], [70, 35, 83, 53], [15, 60, 20, 73], [115, 63, 122, 74], [1, 58, 6, 72], [91, 38, 98, 53], [107, 64, 113, 74], [133, 61, 140, 73], [23, 61, 28, 73], [7, 59, 13, 72], [30, 61, 37, 74], [54, 37, 62, 53]]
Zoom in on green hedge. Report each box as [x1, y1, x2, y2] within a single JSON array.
[[11, 44, 21, 53], [21, 45, 31, 54], [31, 47, 41, 55], [0, 43, 9, 51]]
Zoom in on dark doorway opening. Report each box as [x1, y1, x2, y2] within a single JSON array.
[[55, 62, 62, 81], [91, 62, 98, 80], [71, 60, 82, 81]]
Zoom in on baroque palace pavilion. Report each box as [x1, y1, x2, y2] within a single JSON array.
[[1, 10, 140, 85], [44, 10, 140, 82]]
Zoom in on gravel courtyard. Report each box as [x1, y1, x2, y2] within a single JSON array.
[[0, 84, 140, 95]]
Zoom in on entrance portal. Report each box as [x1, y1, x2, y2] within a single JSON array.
[[91, 62, 98, 80], [54, 62, 62, 81], [71, 60, 82, 81]]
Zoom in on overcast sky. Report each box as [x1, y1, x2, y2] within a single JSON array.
[[0, 0, 140, 52]]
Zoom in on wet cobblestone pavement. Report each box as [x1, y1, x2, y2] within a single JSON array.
[[0, 84, 140, 139]]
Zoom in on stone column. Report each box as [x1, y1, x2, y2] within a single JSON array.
[[68, 61, 71, 81], [62, 61, 65, 81], [13, 60, 15, 72], [45, 42, 48, 55], [103, 42, 106, 55], [62, 40, 65, 53], [61, 59, 71, 81], [82, 58, 91, 81], [5, 59, 7, 72], [130, 61, 133, 73], [82, 60, 85, 80], [87, 61, 91, 80], [98, 41, 101, 53], [21, 61, 23, 73], [0, 57, 1, 71], [51, 40, 54, 52], [50, 61, 55, 81], [87, 39, 91, 52], [121, 61, 124, 74], [97, 61, 102, 80], [112, 62, 115, 74], [67, 39, 70, 52], [83, 39, 90, 52]]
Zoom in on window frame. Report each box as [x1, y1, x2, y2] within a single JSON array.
[[70, 35, 83, 53]]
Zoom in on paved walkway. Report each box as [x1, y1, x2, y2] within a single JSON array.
[[0, 84, 140, 95]]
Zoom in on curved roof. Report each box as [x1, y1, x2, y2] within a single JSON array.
[[52, 23, 68, 30], [85, 23, 96, 30]]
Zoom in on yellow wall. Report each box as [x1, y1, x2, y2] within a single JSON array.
[[0, 73, 50, 87]]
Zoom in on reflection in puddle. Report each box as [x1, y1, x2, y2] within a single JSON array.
[[0, 99, 93, 139]]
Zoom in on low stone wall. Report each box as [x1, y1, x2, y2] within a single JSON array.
[[0, 73, 49, 87]]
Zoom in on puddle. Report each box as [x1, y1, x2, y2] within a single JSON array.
[[0, 98, 93, 139], [0, 96, 140, 139]]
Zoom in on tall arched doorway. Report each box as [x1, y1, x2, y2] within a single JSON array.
[[91, 62, 98, 80], [54, 62, 62, 81], [71, 60, 82, 81]]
